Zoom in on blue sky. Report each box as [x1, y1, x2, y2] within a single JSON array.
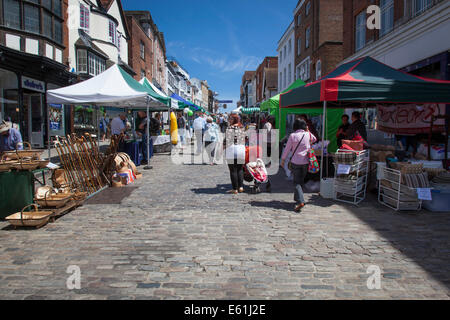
[[123, 0, 298, 110]]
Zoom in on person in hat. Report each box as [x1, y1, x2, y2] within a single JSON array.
[[0, 120, 23, 152]]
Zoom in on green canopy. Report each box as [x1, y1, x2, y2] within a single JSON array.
[[261, 78, 306, 113], [280, 56, 450, 108], [139, 77, 171, 108], [242, 107, 260, 114]]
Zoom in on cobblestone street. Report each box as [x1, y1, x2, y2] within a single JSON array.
[[1, 152, 449, 300]]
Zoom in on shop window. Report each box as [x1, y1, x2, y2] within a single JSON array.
[[0, 68, 19, 125], [43, 11, 52, 39], [3, 0, 21, 29], [80, 4, 89, 33], [380, 0, 394, 37], [24, 4, 40, 34], [355, 11, 366, 51], [77, 49, 87, 73]]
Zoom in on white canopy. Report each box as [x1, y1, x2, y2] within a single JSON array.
[[139, 77, 180, 109], [47, 65, 168, 109]]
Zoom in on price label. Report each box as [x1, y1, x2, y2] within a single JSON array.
[[337, 164, 351, 175], [417, 188, 432, 201]]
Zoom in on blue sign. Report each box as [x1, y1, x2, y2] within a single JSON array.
[[219, 100, 233, 104]]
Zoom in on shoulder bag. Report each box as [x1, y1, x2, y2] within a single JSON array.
[[308, 132, 320, 174]]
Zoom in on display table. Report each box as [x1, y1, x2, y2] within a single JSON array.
[[0, 171, 34, 219], [124, 140, 142, 166]]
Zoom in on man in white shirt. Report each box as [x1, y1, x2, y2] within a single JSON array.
[[111, 113, 127, 136], [193, 113, 206, 155]]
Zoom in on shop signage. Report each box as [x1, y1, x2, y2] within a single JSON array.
[[376, 103, 446, 135], [417, 188, 432, 201], [22, 76, 45, 93], [219, 100, 233, 104], [337, 164, 351, 175]]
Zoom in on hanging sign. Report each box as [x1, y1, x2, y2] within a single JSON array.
[[417, 188, 432, 201], [49, 104, 63, 131], [22, 76, 45, 93], [376, 103, 446, 135]]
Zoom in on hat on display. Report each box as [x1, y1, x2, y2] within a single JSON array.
[[0, 120, 12, 134]]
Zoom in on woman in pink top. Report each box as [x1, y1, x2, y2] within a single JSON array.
[[281, 119, 317, 212]]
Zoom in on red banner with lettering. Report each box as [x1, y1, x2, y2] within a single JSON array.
[[376, 104, 446, 135]]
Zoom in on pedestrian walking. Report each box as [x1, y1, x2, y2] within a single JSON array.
[[223, 113, 246, 194], [280, 119, 317, 213], [193, 112, 206, 155], [177, 112, 187, 147], [204, 116, 220, 165]]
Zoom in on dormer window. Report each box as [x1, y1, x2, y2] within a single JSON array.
[[80, 4, 89, 33], [109, 20, 118, 47]]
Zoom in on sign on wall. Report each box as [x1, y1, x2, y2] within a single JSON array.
[[22, 76, 45, 93], [376, 103, 446, 135]]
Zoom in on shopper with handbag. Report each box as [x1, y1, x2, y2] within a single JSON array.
[[281, 119, 317, 213]]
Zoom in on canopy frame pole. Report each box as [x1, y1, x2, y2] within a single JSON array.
[[47, 103, 51, 160], [320, 101, 327, 181], [95, 104, 100, 152], [144, 96, 153, 170]]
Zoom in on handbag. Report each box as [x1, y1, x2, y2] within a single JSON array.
[[308, 133, 320, 174], [288, 133, 305, 171]]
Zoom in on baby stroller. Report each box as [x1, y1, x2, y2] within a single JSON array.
[[244, 146, 270, 194]]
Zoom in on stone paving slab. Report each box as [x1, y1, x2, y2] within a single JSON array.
[[0, 152, 449, 300]]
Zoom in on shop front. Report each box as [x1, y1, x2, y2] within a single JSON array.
[[0, 45, 75, 149]]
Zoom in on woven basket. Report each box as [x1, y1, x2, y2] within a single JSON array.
[[6, 204, 52, 228]]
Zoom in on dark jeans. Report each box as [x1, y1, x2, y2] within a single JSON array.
[[291, 163, 308, 204], [228, 162, 244, 190]]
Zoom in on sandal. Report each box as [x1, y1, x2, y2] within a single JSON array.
[[294, 203, 305, 212], [227, 190, 238, 194], [238, 187, 244, 193]]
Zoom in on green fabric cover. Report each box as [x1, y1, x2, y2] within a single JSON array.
[[0, 171, 34, 218]]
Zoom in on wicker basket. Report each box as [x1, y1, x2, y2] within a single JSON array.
[[35, 190, 73, 208], [3, 142, 43, 160], [6, 204, 53, 228]]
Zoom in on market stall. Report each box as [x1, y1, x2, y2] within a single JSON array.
[[280, 56, 450, 209], [0, 65, 171, 228]]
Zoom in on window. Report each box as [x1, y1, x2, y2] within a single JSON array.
[[296, 56, 310, 81], [77, 49, 87, 73], [109, 20, 117, 46], [80, 4, 89, 33], [288, 39, 292, 54], [288, 64, 291, 85], [284, 68, 286, 89], [43, 11, 52, 38], [413, 0, 433, 16], [316, 60, 322, 80], [24, 4, 40, 34], [54, 19, 62, 43], [297, 14, 302, 26], [88, 53, 105, 76], [380, 0, 394, 37], [141, 69, 146, 79], [42, 0, 52, 10], [297, 38, 302, 56], [306, 1, 311, 16], [3, 0, 20, 29], [118, 34, 121, 55], [280, 50, 282, 63], [355, 11, 366, 51], [279, 72, 282, 89], [53, 0, 62, 17], [305, 27, 310, 48], [140, 42, 145, 60]]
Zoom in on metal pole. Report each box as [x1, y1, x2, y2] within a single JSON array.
[[144, 97, 152, 170], [320, 101, 327, 181], [47, 104, 51, 160]]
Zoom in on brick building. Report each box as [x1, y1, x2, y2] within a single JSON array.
[[125, 11, 167, 93], [255, 57, 278, 104], [341, 0, 449, 81], [294, 0, 343, 83], [240, 71, 256, 108]]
